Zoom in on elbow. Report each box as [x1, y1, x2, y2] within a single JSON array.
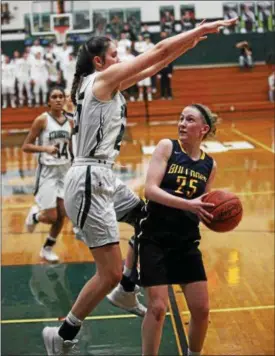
[[22, 144, 28, 153]]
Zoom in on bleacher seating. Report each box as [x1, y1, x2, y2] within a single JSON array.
[[2, 64, 274, 130]]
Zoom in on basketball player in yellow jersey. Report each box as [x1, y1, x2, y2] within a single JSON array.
[[42, 17, 237, 355], [22, 87, 72, 262], [139, 104, 219, 355]]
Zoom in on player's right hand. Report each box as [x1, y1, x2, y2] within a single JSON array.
[[45, 145, 59, 155], [185, 194, 214, 224]]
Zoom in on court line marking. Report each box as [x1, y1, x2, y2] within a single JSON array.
[[168, 285, 185, 355], [231, 128, 274, 153], [1, 305, 274, 324], [168, 299, 183, 356]]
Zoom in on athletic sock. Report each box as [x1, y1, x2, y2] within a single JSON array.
[[43, 236, 57, 248], [58, 311, 82, 341]]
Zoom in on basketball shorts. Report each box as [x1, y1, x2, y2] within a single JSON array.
[[64, 163, 140, 248], [34, 163, 71, 210], [139, 236, 207, 287]]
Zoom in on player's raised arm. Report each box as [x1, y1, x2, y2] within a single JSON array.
[[101, 17, 238, 92]]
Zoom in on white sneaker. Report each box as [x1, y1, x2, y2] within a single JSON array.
[[106, 284, 147, 317], [42, 326, 78, 355], [25, 205, 39, 233], [40, 247, 59, 263]]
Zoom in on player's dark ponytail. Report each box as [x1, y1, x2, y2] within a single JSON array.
[[71, 36, 111, 105]]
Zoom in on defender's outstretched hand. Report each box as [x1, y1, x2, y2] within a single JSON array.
[[201, 17, 238, 34]]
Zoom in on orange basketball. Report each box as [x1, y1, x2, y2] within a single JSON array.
[[202, 190, 243, 232]]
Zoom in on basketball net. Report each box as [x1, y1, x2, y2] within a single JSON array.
[[54, 25, 69, 44]]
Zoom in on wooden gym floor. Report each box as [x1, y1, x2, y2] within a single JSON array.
[[1, 110, 274, 354]]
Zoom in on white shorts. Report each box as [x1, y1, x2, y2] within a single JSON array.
[[138, 77, 151, 87], [34, 163, 71, 210], [64, 163, 140, 248]]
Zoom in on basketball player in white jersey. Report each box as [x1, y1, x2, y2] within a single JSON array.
[[22, 87, 72, 263], [64, 89, 147, 318], [41, 17, 238, 355]]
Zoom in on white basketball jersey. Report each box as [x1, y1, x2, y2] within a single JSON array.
[[74, 72, 127, 163], [39, 112, 72, 166]]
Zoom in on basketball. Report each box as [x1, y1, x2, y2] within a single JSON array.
[[202, 190, 243, 232]]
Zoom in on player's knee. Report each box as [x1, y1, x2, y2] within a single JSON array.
[[103, 268, 122, 290], [148, 298, 168, 322], [189, 302, 209, 321]]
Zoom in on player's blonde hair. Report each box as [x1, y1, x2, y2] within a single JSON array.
[[190, 103, 220, 140]]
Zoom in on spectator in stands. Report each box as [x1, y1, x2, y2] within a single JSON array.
[[2, 55, 16, 108], [16, 52, 32, 107], [62, 53, 76, 93], [121, 23, 137, 42], [268, 72, 275, 102], [51, 40, 63, 61], [44, 45, 57, 63], [157, 62, 173, 100], [58, 42, 74, 72], [120, 46, 137, 102], [109, 15, 123, 39], [134, 34, 146, 56], [45, 55, 62, 90], [236, 41, 253, 69], [141, 24, 151, 39], [30, 38, 45, 57], [11, 50, 20, 65], [30, 52, 48, 107], [145, 34, 157, 94], [157, 32, 173, 100], [137, 34, 154, 101], [127, 16, 140, 39], [25, 46, 34, 63], [117, 32, 132, 61], [11, 50, 21, 105]]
